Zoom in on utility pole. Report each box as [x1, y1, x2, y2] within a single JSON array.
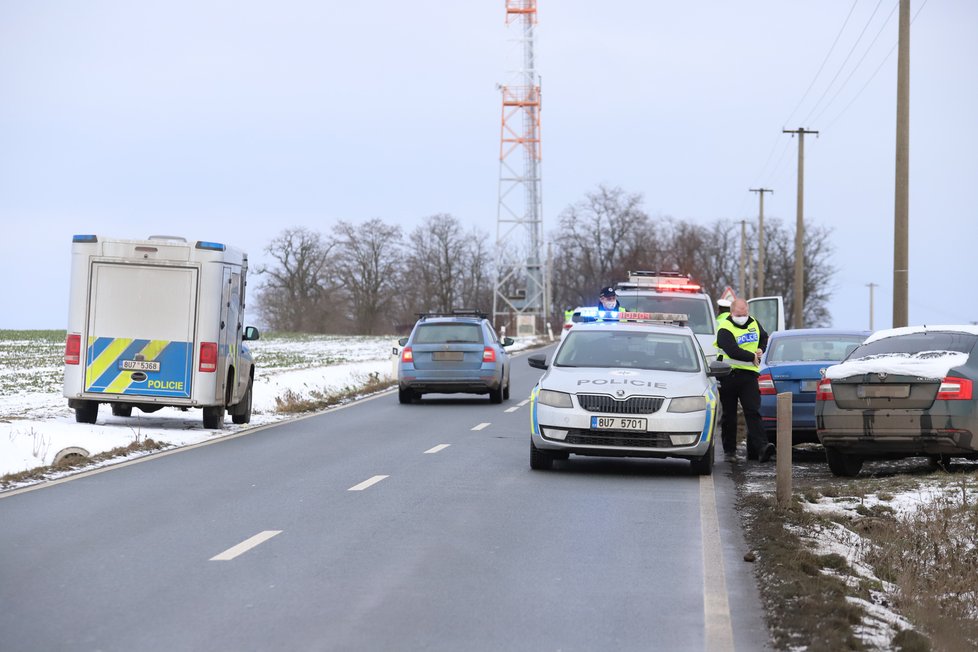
[[783, 128, 818, 329], [750, 188, 773, 296], [867, 282, 878, 330], [739, 220, 746, 298], [893, 0, 910, 328]]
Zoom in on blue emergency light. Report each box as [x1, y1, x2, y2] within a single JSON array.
[[72, 234, 98, 243], [195, 241, 226, 252]]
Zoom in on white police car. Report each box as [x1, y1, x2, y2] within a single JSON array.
[[527, 310, 731, 475]]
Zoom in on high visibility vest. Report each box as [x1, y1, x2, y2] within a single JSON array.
[[716, 318, 762, 372], [712, 312, 730, 357]]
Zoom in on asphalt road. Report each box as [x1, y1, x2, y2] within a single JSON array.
[[0, 346, 770, 651]]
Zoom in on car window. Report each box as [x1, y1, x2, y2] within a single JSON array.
[[768, 335, 867, 363], [555, 331, 700, 372], [621, 296, 713, 335], [413, 323, 483, 344], [851, 332, 978, 358]]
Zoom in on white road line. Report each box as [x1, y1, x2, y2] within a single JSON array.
[[424, 444, 450, 454], [210, 530, 282, 561], [348, 475, 389, 491], [700, 474, 735, 651], [518, 399, 529, 406], [504, 406, 520, 413], [471, 422, 490, 431]]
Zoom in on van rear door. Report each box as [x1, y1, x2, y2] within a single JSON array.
[[84, 262, 197, 399]]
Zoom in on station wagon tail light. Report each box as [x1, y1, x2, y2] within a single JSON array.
[[937, 377, 973, 401], [483, 347, 496, 362], [199, 342, 218, 372], [815, 378, 833, 401], [64, 333, 81, 365], [401, 347, 414, 363], [758, 373, 776, 395]]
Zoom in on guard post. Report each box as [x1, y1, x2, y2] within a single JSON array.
[[776, 392, 793, 506]]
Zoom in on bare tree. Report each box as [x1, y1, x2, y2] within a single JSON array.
[[332, 218, 403, 334], [255, 227, 335, 332]]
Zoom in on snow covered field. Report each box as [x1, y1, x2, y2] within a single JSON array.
[[0, 331, 541, 485]]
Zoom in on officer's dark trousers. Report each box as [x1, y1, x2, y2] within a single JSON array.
[[719, 368, 766, 457]]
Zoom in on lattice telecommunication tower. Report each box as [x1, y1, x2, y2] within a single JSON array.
[[493, 0, 546, 335]]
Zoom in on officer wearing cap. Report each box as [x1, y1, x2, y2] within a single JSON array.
[[597, 287, 625, 313]]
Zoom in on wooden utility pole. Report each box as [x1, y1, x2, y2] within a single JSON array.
[[739, 220, 746, 298], [783, 128, 818, 329], [750, 188, 773, 296], [867, 282, 878, 330], [893, 0, 910, 328]]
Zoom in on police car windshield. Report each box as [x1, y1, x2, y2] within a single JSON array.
[[414, 323, 482, 344], [555, 331, 701, 372], [625, 296, 713, 335]]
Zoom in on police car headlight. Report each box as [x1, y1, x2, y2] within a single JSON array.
[[668, 396, 706, 413], [538, 389, 573, 408]]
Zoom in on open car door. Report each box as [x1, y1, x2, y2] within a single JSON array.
[[748, 296, 785, 334]]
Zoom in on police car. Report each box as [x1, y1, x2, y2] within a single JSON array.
[[527, 309, 731, 474]]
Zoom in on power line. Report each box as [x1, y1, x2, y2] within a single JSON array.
[[781, 0, 860, 128], [810, 1, 899, 127], [801, 0, 888, 126]]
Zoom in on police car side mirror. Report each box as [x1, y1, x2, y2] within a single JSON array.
[[708, 361, 732, 378], [398, 337, 409, 347], [502, 337, 515, 347], [243, 326, 260, 341], [527, 354, 548, 370]]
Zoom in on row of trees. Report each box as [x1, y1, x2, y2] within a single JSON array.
[[255, 185, 835, 334]]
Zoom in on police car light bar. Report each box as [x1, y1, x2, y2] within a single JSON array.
[[622, 271, 701, 292], [577, 307, 689, 325]]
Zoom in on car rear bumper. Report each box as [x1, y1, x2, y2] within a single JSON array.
[[817, 427, 978, 456], [399, 369, 501, 394]]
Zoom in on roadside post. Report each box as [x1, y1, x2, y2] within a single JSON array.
[[776, 392, 793, 506]]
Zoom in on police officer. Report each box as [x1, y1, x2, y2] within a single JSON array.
[[597, 286, 623, 312], [716, 298, 773, 461], [714, 298, 732, 361]]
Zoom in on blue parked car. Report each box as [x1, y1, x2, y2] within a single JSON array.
[[759, 328, 870, 443]]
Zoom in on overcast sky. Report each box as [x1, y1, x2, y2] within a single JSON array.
[[1, 1, 975, 331]]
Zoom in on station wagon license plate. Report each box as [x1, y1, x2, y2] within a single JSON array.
[[432, 351, 464, 361], [591, 416, 647, 431], [857, 384, 910, 398], [120, 359, 160, 372]]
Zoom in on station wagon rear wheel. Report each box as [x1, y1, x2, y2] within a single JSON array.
[[489, 385, 503, 404], [398, 387, 415, 404], [825, 446, 862, 477]]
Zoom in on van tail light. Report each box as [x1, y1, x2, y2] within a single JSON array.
[[65, 333, 81, 365], [815, 378, 833, 402], [483, 347, 496, 363], [401, 347, 414, 363], [199, 342, 218, 372], [937, 376, 973, 401], [758, 373, 776, 395]]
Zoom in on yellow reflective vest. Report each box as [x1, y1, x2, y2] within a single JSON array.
[[716, 317, 762, 372]]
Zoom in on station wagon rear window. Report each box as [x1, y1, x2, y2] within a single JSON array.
[[414, 324, 483, 344]]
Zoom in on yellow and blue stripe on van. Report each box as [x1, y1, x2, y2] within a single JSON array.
[[84, 336, 193, 398]]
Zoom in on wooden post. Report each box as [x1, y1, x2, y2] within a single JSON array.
[[776, 392, 792, 506]]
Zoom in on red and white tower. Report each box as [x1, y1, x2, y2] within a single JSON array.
[[493, 0, 546, 334]]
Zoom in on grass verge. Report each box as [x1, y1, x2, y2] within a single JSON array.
[[273, 372, 396, 413], [0, 438, 168, 489]]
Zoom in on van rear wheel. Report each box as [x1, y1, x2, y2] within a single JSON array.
[[231, 380, 253, 425], [74, 401, 99, 424], [203, 405, 225, 429], [110, 403, 133, 417]]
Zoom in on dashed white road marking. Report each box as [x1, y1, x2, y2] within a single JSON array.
[[471, 422, 490, 431], [518, 399, 530, 407], [700, 474, 735, 650], [505, 406, 520, 413], [210, 530, 282, 561], [348, 475, 389, 491], [424, 444, 450, 454]]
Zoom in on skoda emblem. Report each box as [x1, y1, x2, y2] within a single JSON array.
[[877, 372, 887, 380], [615, 389, 626, 397]]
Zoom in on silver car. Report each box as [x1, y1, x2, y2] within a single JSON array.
[[527, 315, 730, 474]]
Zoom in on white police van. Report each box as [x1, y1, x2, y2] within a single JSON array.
[[62, 234, 260, 429]]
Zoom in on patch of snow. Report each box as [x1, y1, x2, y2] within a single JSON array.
[[825, 350, 968, 381], [866, 325, 978, 344]]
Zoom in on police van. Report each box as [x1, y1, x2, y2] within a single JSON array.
[[613, 271, 784, 363], [63, 234, 260, 429]]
